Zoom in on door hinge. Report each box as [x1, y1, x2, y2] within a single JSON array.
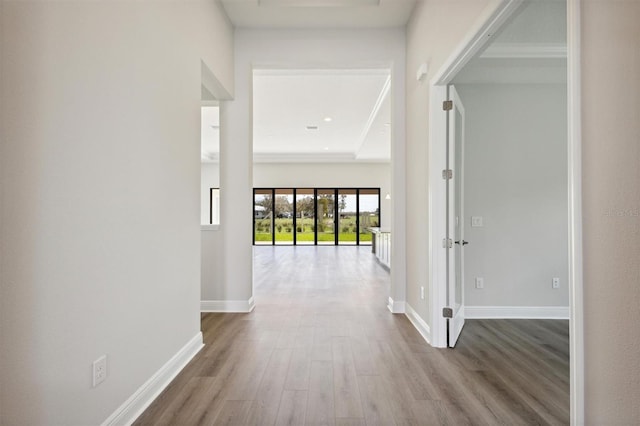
[[442, 169, 453, 180], [442, 238, 453, 249], [442, 307, 453, 318], [443, 100, 453, 111]]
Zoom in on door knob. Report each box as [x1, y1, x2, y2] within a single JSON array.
[[454, 240, 469, 245]]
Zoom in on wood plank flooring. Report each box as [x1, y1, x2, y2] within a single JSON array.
[[135, 246, 569, 425]]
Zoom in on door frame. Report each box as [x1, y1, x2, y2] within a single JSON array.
[[426, 0, 583, 423]]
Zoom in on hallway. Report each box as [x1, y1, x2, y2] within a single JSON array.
[[135, 247, 569, 425]]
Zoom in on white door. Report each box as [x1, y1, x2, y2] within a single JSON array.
[[447, 85, 466, 347]]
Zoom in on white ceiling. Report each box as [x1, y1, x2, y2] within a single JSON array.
[[200, 70, 391, 164], [219, 0, 417, 29], [252, 69, 391, 162]]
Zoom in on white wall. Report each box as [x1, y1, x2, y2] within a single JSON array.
[[254, 162, 391, 228], [456, 84, 569, 309], [582, 0, 640, 421], [0, 1, 233, 424], [405, 0, 497, 330], [201, 162, 220, 224], [211, 28, 406, 310]]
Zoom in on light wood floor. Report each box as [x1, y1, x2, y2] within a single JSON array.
[[135, 246, 569, 425]]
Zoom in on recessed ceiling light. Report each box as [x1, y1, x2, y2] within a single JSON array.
[[324, 117, 332, 122], [306, 125, 319, 130], [324, 147, 329, 151]]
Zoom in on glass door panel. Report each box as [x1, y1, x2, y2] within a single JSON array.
[[254, 189, 273, 245], [274, 189, 294, 245], [338, 189, 358, 245], [296, 189, 315, 245], [358, 189, 380, 245], [316, 189, 336, 245]]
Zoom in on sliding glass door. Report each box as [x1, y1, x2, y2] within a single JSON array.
[[253, 188, 380, 246], [316, 189, 336, 245], [254, 189, 273, 245], [274, 189, 294, 245], [338, 189, 358, 245], [296, 189, 315, 245]]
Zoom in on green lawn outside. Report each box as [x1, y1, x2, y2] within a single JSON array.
[[255, 232, 372, 243], [254, 215, 376, 244]]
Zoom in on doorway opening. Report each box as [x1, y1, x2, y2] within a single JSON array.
[[251, 69, 392, 247], [427, 0, 581, 419]]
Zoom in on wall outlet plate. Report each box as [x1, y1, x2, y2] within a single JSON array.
[[552, 277, 560, 289], [475, 277, 484, 289], [93, 355, 107, 387]]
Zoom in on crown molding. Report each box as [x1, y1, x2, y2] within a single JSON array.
[[481, 42, 567, 59]]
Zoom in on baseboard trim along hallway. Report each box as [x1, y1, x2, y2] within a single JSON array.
[[102, 333, 204, 426], [201, 297, 256, 313], [405, 303, 432, 344], [465, 306, 570, 319]]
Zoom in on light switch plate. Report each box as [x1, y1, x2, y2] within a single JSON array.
[[471, 216, 483, 227]]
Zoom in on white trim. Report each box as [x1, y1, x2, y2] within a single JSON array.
[[355, 74, 391, 157], [201, 297, 255, 313], [405, 303, 431, 344], [201, 224, 220, 231], [481, 42, 567, 59], [567, 0, 584, 424], [102, 333, 204, 426], [465, 306, 570, 320], [387, 297, 405, 314]]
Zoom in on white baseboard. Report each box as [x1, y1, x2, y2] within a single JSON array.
[[201, 297, 255, 313], [405, 303, 431, 344], [102, 332, 204, 426], [387, 297, 406, 314], [465, 306, 570, 319]]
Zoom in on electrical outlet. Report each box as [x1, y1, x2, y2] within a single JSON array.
[[475, 277, 484, 289], [93, 355, 107, 387], [552, 277, 560, 289], [420, 286, 425, 300]]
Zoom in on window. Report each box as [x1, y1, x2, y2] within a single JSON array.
[[253, 188, 380, 246], [254, 189, 273, 244], [274, 189, 294, 244], [296, 189, 315, 245], [338, 189, 358, 245]]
